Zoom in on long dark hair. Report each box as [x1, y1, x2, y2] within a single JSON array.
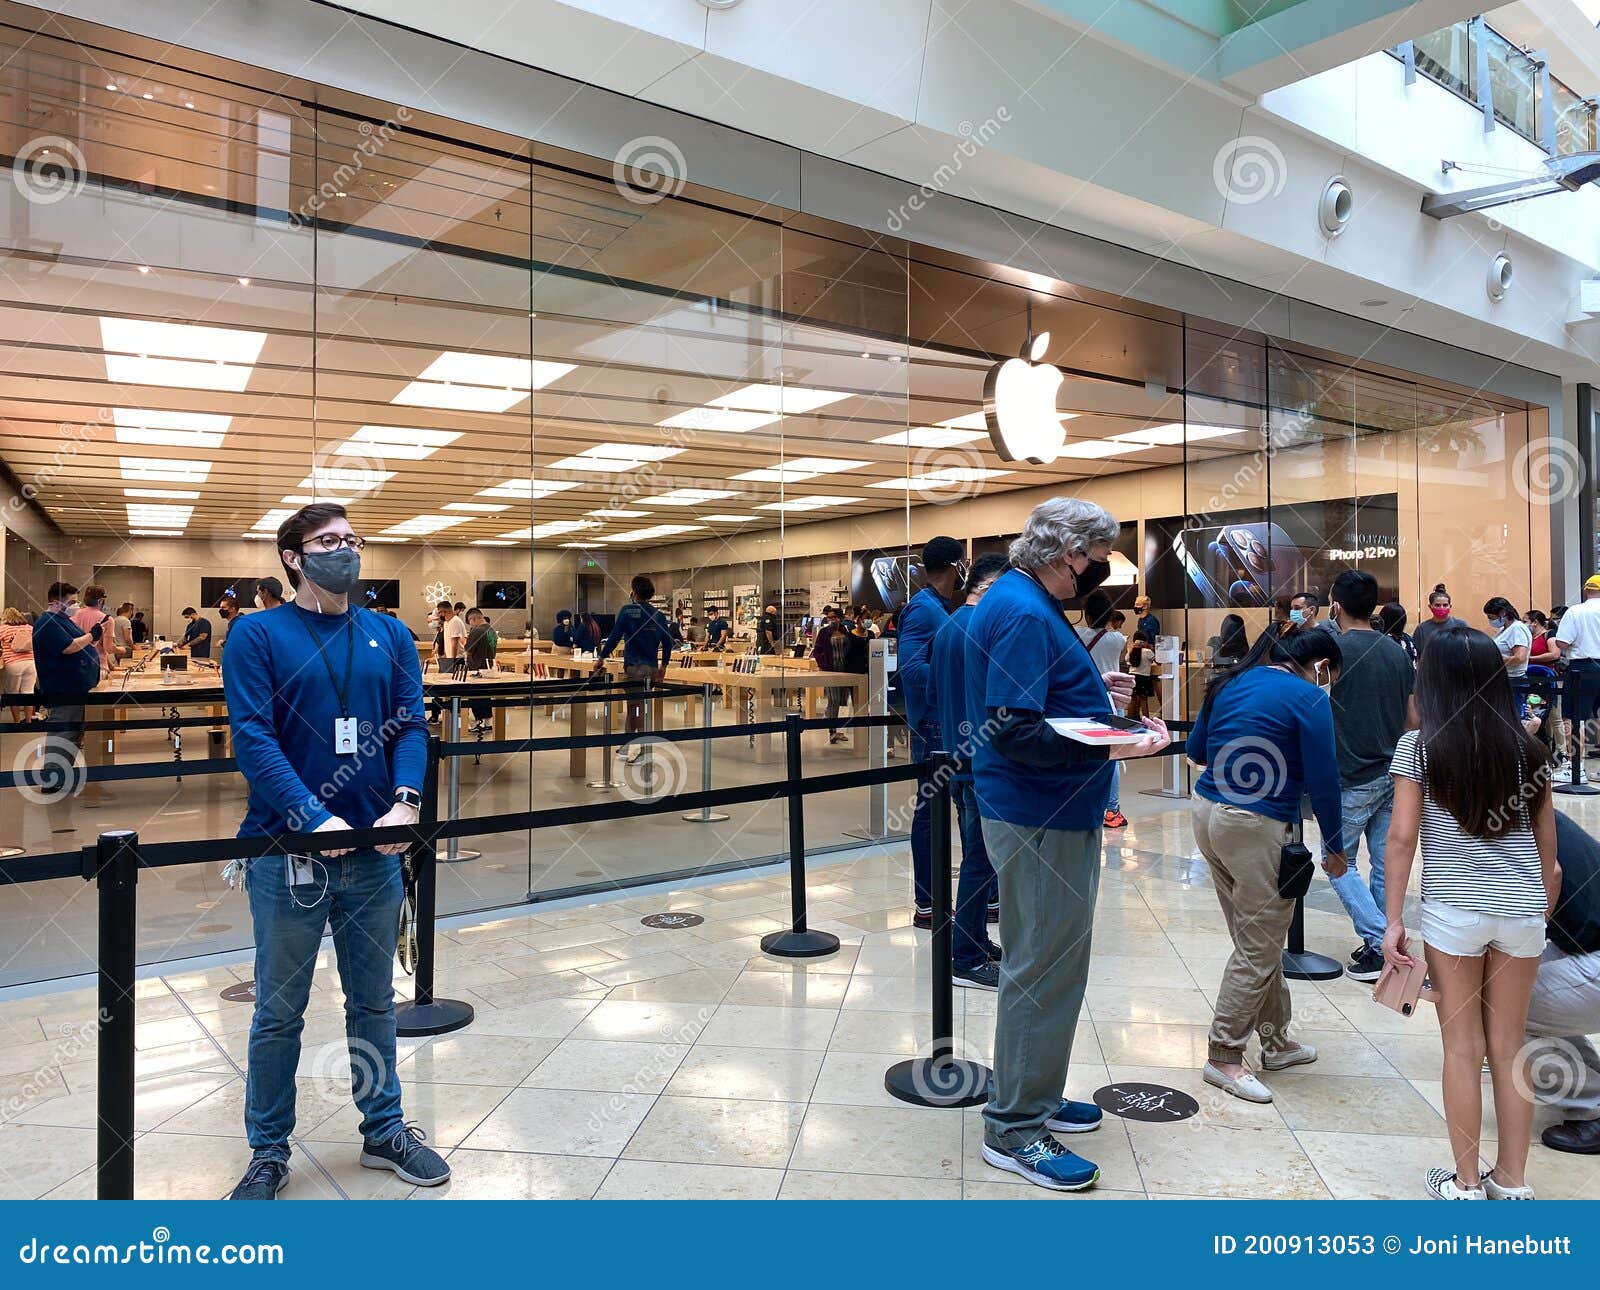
[[1216, 613, 1248, 658], [1483, 596, 1519, 622], [1413, 624, 1549, 839], [1375, 601, 1408, 639], [1201, 621, 1343, 712]]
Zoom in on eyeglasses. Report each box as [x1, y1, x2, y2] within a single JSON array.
[[301, 534, 366, 552]]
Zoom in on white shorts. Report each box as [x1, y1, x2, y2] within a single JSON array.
[[1421, 901, 1546, 959]]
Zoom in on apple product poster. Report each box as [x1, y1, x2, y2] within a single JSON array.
[[850, 549, 927, 614]]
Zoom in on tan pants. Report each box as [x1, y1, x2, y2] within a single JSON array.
[[1191, 797, 1298, 1065]]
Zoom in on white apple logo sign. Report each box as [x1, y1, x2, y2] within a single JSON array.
[[984, 332, 1065, 465]]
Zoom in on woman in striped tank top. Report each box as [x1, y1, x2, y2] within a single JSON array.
[[1383, 624, 1560, 1200]]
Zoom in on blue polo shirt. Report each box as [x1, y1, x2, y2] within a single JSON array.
[[929, 603, 979, 782], [598, 601, 673, 669], [32, 608, 99, 697], [964, 568, 1114, 829], [897, 585, 950, 733]]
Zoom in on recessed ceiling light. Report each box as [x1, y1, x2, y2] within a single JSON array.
[[112, 407, 231, 449], [443, 501, 510, 512], [126, 503, 193, 528], [295, 466, 394, 494], [1053, 440, 1158, 459], [330, 424, 461, 460], [586, 508, 649, 519], [251, 508, 297, 531], [754, 495, 857, 512], [124, 487, 200, 500], [363, 536, 409, 544], [136, 265, 150, 275], [141, 92, 153, 100], [640, 488, 738, 506], [99, 317, 266, 391], [866, 467, 1012, 489], [1110, 423, 1240, 447], [935, 412, 988, 431], [1360, 298, 1389, 308], [871, 427, 988, 448], [549, 443, 684, 472], [119, 456, 212, 483], [656, 408, 778, 434], [732, 456, 867, 483], [701, 514, 756, 522], [128, 529, 184, 536], [392, 352, 576, 412], [380, 514, 471, 537], [237, 277, 251, 287], [596, 524, 706, 542], [470, 539, 517, 546], [501, 519, 602, 540], [711, 383, 852, 414], [477, 478, 582, 500], [105, 82, 117, 91]]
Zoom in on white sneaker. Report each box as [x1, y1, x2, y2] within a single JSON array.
[[1260, 1041, 1318, 1071], [1202, 1061, 1273, 1103], [1482, 1169, 1535, 1200], [1426, 1168, 1485, 1200]]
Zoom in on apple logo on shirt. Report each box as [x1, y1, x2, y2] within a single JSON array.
[[984, 332, 1066, 465]]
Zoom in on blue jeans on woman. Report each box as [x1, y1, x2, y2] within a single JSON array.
[[244, 850, 406, 1161], [952, 778, 998, 970], [1327, 775, 1391, 952]]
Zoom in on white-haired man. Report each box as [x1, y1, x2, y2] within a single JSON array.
[[965, 497, 1171, 1192]]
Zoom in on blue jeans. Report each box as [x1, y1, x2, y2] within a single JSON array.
[[1327, 776, 1391, 952], [245, 851, 406, 1160], [952, 778, 998, 970], [911, 718, 939, 910], [1106, 761, 1121, 813]]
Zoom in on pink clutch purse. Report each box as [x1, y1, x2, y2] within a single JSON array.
[[1371, 958, 1439, 1016]]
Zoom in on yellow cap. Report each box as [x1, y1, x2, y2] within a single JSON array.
[[1586, 574, 1600, 592]]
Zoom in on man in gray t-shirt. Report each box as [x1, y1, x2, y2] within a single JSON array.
[[1325, 570, 1414, 982]]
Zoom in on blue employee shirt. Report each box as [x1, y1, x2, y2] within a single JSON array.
[[929, 603, 979, 782], [1187, 665, 1343, 843], [599, 600, 673, 668], [224, 603, 429, 840], [965, 569, 1115, 829], [31, 608, 99, 696], [181, 615, 213, 658], [705, 616, 731, 647], [896, 584, 950, 732], [552, 623, 575, 649]]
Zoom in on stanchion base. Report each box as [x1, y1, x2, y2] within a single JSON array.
[[1282, 949, 1343, 981], [585, 781, 617, 792], [884, 1057, 992, 1108], [1554, 782, 1600, 796], [439, 848, 482, 865], [681, 810, 731, 822], [395, 997, 475, 1036], [760, 928, 840, 958], [0, 845, 23, 859]]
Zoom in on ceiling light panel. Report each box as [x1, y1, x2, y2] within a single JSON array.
[[500, 520, 602, 540], [392, 352, 576, 412], [641, 488, 738, 506], [871, 427, 988, 448], [866, 467, 1012, 489], [549, 443, 684, 472], [443, 502, 510, 512], [1055, 440, 1158, 459], [331, 425, 462, 460], [656, 408, 778, 434], [732, 456, 867, 482], [477, 478, 582, 500], [126, 504, 193, 527], [112, 408, 231, 449], [124, 487, 200, 500], [119, 456, 212, 483], [1110, 423, 1241, 447], [701, 514, 756, 522], [99, 317, 266, 391], [380, 514, 471, 537], [296, 466, 394, 494], [599, 524, 706, 542], [587, 508, 649, 519], [712, 384, 852, 414], [251, 508, 297, 531], [754, 495, 857, 512]]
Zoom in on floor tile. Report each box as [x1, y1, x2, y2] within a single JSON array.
[[1127, 1122, 1330, 1199], [621, 1095, 806, 1168], [408, 1148, 610, 1200], [400, 1034, 559, 1087], [697, 1003, 839, 1051], [665, 1044, 825, 1102], [523, 1038, 690, 1094], [569, 999, 715, 1045], [596, 1159, 783, 1199], [789, 1102, 962, 1179], [303, 1081, 513, 1149], [459, 1087, 654, 1157]]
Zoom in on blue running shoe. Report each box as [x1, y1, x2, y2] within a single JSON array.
[[1045, 1098, 1103, 1134], [982, 1134, 1099, 1191]]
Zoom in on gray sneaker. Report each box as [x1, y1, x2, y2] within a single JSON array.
[[227, 1156, 289, 1200], [359, 1122, 451, 1187], [954, 960, 1000, 991]]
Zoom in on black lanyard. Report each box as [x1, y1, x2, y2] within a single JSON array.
[[296, 607, 357, 719]]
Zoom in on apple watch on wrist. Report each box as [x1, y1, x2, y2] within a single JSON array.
[[392, 786, 422, 810]]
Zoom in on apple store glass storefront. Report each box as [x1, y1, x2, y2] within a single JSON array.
[[0, 29, 1550, 984]]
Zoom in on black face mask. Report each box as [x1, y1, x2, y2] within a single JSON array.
[[1068, 558, 1112, 603]]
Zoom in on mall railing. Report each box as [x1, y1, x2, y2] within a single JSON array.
[[1392, 17, 1599, 157]]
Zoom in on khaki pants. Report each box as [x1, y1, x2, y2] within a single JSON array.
[[1191, 797, 1297, 1065]]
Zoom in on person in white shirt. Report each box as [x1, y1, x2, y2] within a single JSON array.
[[1554, 575, 1600, 775], [436, 600, 467, 664], [1484, 597, 1531, 678]]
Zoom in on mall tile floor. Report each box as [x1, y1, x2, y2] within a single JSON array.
[[3, 793, 1600, 1201]]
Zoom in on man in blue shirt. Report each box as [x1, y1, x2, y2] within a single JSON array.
[[31, 580, 103, 827], [223, 502, 444, 1200], [551, 610, 576, 650], [928, 553, 1009, 987], [178, 606, 212, 658], [966, 499, 1170, 1193], [594, 575, 673, 763], [897, 535, 967, 927], [705, 612, 731, 650]]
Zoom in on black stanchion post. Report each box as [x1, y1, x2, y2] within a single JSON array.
[[760, 712, 840, 958], [886, 752, 991, 1107], [94, 829, 138, 1199], [1281, 816, 1342, 981], [396, 736, 475, 1036]]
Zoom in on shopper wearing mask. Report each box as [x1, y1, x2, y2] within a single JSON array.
[[1, 607, 38, 723], [594, 576, 674, 763], [254, 577, 284, 611], [928, 553, 1009, 989], [1187, 622, 1345, 1103], [215, 594, 241, 651], [1554, 575, 1600, 778], [72, 584, 114, 674], [898, 535, 967, 928], [552, 610, 576, 651], [1412, 583, 1460, 656], [967, 498, 1170, 1191], [1288, 590, 1325, 631], [178, 606, 213, 659], [32, 583, 102, 820], [223, 502, 441, 1199], [1485, 597, 1532, 679]]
